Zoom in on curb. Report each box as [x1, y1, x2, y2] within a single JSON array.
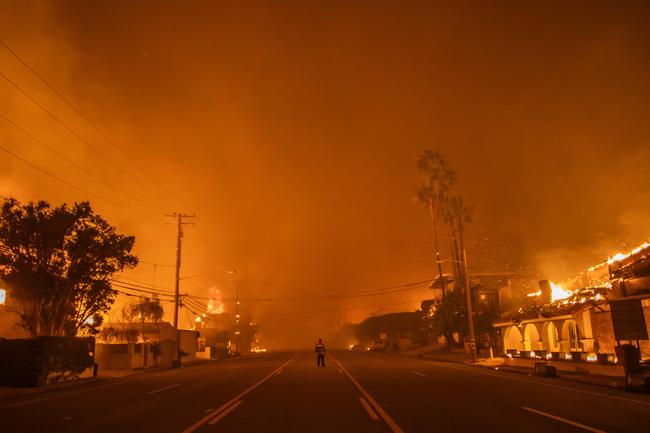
[[416, 354, 626, 390], [0, 376, 103, 401]]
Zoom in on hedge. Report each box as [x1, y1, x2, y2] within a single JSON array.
[[0, 337, 94, 387]]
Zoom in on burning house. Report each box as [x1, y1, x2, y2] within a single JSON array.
[[494, 241, 650, 370]]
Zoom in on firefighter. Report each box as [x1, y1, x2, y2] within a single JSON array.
[[315, 338, 326, 367]]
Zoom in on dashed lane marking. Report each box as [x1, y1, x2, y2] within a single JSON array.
[[409, 370, 427, 377], [0, 374, 162, 409], [521, 407, 607, 433], [425, 361, 650, 407], [149, 383, 180, 394]]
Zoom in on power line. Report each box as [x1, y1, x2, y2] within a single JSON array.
[[0, 113, 163, 211], [0, 38, 181, 208], [0, 69, 169, 206], [114, 289, 175, 302], [114, 275, 173, 291], [111, 282, 176, 298], [0, 142, 153, 213], [177, 279, 432, 303], [255, 299, 423, 318], [111, 277, 175, 294]]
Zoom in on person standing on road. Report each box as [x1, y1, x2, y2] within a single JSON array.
[[315, 338, 326, 367]]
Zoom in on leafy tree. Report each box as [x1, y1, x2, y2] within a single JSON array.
[[353, 311, 425, 344], [430, 290, 466, 345], [0, 198, 137, 337], [129, 296, 164, 324], [130, 296, 164, 344]]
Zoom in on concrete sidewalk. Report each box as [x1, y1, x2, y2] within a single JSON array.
[[0, 358, 216, 401], [414, 350, 626, 389]]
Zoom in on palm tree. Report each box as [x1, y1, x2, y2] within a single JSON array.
[[444, 195, 474, 289], [416, 149, 457, 298]]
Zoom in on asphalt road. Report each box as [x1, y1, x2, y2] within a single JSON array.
[[1, 351, 650, 433]]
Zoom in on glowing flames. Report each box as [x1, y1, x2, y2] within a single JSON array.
[[526, 282, 572, 302], [550, 281, 572, 302], [207, 287, 225, 314], [607, 242, 650, 265]]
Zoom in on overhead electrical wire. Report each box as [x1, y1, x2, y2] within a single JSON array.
[[0, 142, 153, 212], [112, 274, 172, 291], [0, 69, 174, 209], [111, 277, 175, 294], [0, 38, 181, 208], [0, 113, 163, 211]]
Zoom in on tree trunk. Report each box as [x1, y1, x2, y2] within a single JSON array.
[[428, 201, 446, 300]]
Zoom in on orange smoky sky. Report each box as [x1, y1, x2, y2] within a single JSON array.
[[1, 1, 650, 348]]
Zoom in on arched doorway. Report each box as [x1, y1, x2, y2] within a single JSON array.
[[561, 319, 582, 351], [524, 324, 541, 351], [542, 322, 560, 352], [503, 326, 524, 352]]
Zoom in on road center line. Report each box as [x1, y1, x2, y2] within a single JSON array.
[[181, 358, 291, 433], [521, 407, 607, 433], [409, 370, 426, 377], [359, 397, 380, 420], [149, 383, 180, 394], [207, 400, 243, 425], [335, 359, 405, 433]]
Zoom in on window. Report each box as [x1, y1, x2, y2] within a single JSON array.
[[0, 288, 6, 305]]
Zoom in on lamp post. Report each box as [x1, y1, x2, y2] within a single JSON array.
[[437, 250, 477, 362]]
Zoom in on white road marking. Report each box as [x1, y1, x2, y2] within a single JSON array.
[[359, 397, 380, 420], [521, 407, 607, 433], [181, 358, 291, 433], [427, 361, 650, 407], [207, 400, 243, 425], [228, 365, 240, 370], [335, 359, 405, 433], [409, 370, 427, 377], [275, 369, 283, 375], [149, 383, 180, 394], [0, 374, 163, 409], [338, 368, 344, 374]]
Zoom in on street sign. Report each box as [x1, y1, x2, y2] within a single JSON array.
[[610, 299, 649, 341]]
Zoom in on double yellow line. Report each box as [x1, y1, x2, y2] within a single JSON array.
[[181, 359, 291, 433]]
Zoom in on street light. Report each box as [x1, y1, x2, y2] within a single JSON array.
[[436, 251, 477, 363]]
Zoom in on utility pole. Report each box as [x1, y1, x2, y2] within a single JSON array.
[[227, 269, 241, 355], [166, 212, 195, 367], [235, 282, 240, 354], [463, 248, 477, 362]]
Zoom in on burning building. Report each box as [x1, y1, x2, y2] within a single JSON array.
[[494, 241, 650, 366]]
